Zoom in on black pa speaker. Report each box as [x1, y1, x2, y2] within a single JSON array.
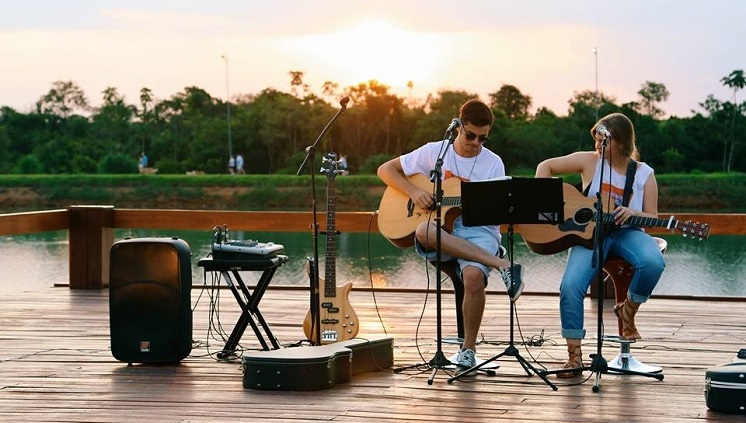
[[109, 237, 193, 364]]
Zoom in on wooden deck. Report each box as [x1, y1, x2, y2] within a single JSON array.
[[1, 284, 744, 423]]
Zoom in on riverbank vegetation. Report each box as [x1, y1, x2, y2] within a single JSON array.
[[0, 173, 743, 213], [0, 70, 743, 177]]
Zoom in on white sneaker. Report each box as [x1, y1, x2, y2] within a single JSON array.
[[500, 264, 524, 302], [456, 348, 477, 368]]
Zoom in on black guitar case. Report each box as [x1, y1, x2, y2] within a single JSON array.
[[241, 337, 394, 390], [705, 361, 746, 414], [242, 343, 353, 390]]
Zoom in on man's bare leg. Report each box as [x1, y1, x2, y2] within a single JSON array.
[[415, 222, 510, 271], [461, 266, 486, 352]]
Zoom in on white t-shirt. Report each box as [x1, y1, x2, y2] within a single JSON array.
[[399, 140, 506, 239], [400, 141, 505, 182], [586, 158, 654, 212]]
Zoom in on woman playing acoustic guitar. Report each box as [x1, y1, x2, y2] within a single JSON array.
[[535, 112, 665, 378]]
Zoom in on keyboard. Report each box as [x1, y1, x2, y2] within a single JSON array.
[[212, 240, 284, 256]]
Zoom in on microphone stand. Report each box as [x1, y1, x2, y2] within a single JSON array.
[[393, 123, 458, 383], [296, 96, 350, 346], [588, 135, 610, 392], [538, 132, 612, 388], [426, 126, 460, 384]]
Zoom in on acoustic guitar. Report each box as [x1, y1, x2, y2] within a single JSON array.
[[303, 152, 360, 344], [377, 173, 463, 248], [516, 182, 711, 255]]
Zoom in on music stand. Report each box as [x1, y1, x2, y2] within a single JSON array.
[[448, 176, 563, 390]]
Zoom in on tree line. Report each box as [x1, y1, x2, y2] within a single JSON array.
[[0, 70, 743, 175]]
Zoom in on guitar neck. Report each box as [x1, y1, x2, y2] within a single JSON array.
[[599, 213, 676, 230], [324, 176, 336, 298]]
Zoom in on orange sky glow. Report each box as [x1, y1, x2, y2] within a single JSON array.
[[1, 1, 743, 117]]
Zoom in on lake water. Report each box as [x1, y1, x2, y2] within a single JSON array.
[[1, 229, 744, 298]]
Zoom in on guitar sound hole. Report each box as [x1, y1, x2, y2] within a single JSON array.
[[574, 207, 594, 225]]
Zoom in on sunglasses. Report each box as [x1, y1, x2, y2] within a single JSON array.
[[464, 130, 489, 143]]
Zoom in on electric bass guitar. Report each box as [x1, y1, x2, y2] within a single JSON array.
[[516, 182, 711, 255], [303, 152, 360, 344], [377, 173, 463, 248]]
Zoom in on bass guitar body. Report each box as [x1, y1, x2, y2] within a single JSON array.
[[302, 265, 359, 345]]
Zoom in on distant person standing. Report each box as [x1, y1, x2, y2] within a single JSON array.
[[236, 154, 245, 174], [228, 155, 236, 174], [138, 152, 148, 173], [338, 155, 349, 175]]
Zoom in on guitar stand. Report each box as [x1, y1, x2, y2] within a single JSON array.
[[447, 177, 564, 390]]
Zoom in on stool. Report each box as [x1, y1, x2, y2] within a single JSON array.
[[602, 237, 666, 374]]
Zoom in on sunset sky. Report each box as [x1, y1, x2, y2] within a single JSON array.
[[2, 1, 743, 117]]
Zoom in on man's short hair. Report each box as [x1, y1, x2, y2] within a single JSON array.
[[460, 99, 494, 127]]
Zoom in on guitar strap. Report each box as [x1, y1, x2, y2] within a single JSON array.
[[622, 159, 637, 207], [603, 159, 636, 234]]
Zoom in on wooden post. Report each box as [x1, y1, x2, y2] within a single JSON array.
[[68, 205, 114, 290]]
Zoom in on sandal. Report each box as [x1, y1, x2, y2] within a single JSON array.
[[556, 343, 583, 378], [614, 299, 642, 340]]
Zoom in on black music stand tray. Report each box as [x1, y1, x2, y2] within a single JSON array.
[[448, 177, 564, 390]]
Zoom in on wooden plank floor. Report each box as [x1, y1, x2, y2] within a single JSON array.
[[1, 285, 744, 422]]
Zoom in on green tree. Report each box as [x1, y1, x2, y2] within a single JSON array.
[[488, 84, 532, 120], [97, 153, 138, 174], [342, 80, 410, 166], [36, 80, 89, 119], [15, 154, 44, 174], [637, 81, 670, 118], [414, 90, 473, 150], [720, 70, 745, 172], [289, 70, 309, 98], [91, 87, 136, 156], [567, 90, 617, 127], [137, 87, 156, 153], [0, 125, 10, 173]]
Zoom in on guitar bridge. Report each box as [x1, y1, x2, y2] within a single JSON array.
[[321, 330, 339, 342]]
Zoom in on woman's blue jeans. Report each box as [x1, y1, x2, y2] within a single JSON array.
[[559, 228, 665, 339]]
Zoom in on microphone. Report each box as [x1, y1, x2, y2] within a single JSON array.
[[340, 96, 350, 111], [445, 118, 461, 141], [596, 124, 611, 139]]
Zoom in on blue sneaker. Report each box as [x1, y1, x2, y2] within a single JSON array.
[[500, 264, 524, 302]]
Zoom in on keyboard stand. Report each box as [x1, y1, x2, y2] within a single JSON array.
[[198, 255, 288, 358]]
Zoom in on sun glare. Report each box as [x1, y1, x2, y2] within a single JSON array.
[[281, 20, 447, 93]]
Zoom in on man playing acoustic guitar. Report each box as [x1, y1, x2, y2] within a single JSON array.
[[377, 98, 523, 370]]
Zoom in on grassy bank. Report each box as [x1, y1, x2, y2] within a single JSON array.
[[0, 173, 744, 213]]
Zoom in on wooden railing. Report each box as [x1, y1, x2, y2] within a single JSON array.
[[0, 206, 742, 290]]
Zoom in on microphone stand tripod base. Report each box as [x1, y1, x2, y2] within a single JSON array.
[[427, 350, 453, 385]]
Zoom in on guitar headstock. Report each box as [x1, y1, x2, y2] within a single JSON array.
[[678, 220, 711, 241], [321, 152, 340, 179]]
